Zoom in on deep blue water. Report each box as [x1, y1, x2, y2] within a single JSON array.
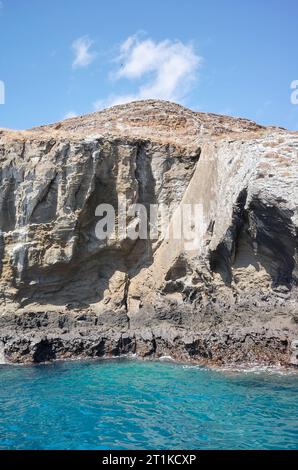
[[0, 359, 297, 450]]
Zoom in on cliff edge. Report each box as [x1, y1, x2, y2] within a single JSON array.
[[0, 100, 297, 365]]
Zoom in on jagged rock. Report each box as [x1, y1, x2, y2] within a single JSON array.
[[0, 100, 297, 365]]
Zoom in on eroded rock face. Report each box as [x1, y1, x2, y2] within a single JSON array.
[[0, 100, 297, 365]]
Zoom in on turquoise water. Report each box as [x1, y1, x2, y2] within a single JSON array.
[[0, 359, 297, 450]]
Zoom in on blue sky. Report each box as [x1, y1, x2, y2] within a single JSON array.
[[0, 0, 297, 130]]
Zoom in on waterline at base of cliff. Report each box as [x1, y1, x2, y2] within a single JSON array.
[[0, 308, 296, 367]]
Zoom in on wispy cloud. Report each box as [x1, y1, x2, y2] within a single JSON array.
[[94, 34, 201, 109], [63, 111, 77, 120], [72, 35, 96, 69]]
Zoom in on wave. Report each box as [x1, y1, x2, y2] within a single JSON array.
[[181, 362, 298, 375]]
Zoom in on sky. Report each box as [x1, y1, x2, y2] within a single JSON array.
[[0, 0, 297, 130]]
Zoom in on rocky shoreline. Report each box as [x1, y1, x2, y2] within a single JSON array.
[[0, 306, 297, 367]]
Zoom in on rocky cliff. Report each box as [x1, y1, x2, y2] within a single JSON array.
[[0, 100, 297, 365]]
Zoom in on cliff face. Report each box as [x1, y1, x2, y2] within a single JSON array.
[[0, 100, 297, 365]]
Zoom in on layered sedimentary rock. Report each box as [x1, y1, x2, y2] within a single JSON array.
[[0, 100, 297, 365]]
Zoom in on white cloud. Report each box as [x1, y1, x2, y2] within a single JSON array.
[[63, 111, 77, 119], [72, 36, 96, 69], [94, 34, 201, 109]]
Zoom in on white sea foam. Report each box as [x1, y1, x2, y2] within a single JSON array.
[[159, 355, 175, 362], [182, 363, 298, 376]]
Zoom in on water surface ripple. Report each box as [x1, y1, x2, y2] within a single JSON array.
[[0, 359, 297, 449]]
